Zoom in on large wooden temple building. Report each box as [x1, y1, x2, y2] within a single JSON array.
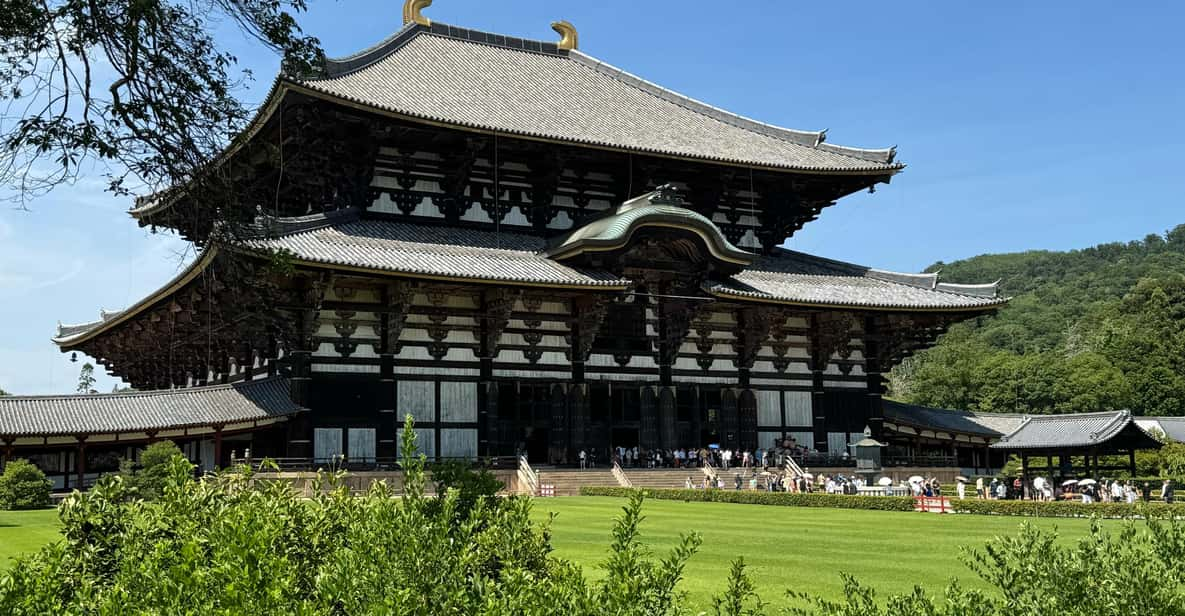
[[3, 3, 1015, 484]]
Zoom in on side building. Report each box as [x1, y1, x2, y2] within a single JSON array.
[[2, 4, 1006, 482]]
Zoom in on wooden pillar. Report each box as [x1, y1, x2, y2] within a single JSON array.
[[549, 383, 568, 463], [485, 382, 501, 456], [213, 426, 224, 470], [378, 354, 397, 459], [1129, 449, 1136, 477], [811, 372, 827, 453], [863, 316, 885, 441], [658, 386, 677, 450], [721, 388, 739, 449], [639, 386, 659, 450], [75, 438, 87, 489], [738, 388, 757, 452], [569, 384, 588, 452], [286, 350, 313, 459]]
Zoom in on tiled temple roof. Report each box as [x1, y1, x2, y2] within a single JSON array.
[[990, 410, 1163, 451], [1138, 417, 1185, 443], [299, 22, 902, 174], [57, 207, 1005, 345], [0, 378, 303, 438], [711, 249, 1006, 310], [882, 400, 1025, 438], [241, 209, 627, 288]]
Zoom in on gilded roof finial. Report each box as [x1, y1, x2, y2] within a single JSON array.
[[551, 20, 578, 51], [402, 0, 432, 26]]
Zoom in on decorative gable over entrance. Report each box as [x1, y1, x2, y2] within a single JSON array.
[[544, 185, 755, 282]]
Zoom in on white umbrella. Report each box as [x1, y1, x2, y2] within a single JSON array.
[[955, 476, 969, 483], [877, 477, 893, 486], [1078, 479, 1097, 486], [908, 475, 925, 484], [802, 473, 815, 479], [1061, 479, 1079, 487]]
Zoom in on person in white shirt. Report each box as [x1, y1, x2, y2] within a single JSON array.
[[956, 479, 966, 500], [579, 449, 587, 470]]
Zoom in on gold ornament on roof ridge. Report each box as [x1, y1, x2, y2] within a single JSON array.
[[403, 0, 432, 26], [551, 20, 578, 51]]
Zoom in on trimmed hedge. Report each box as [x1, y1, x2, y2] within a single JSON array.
[[950, 498, 1184, 519], [579, 487, 916, 512], [580, 487, 1185, 519]]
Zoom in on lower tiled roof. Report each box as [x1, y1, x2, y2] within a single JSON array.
[[242, 212, 626, 288], [712, 249, 1007, 310], [55, 212, 1005, 345], [883, 400, 1025, 437], [0, 378, 303, 438], [990, 410, 1162, 451]]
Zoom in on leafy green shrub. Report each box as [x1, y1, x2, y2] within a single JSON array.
[[430, 459, 504, 519], [118, 440, 189, 501], [0, 459, 52, 510], [785, 516, 1185, 615], [580, 487, 917, 512], [0, 419, 732, 615]]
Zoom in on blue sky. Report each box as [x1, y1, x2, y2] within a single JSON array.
[[1, 1, 1182, 394]]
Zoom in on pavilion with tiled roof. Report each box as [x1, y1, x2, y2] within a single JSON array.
[[14, 2, 1013, 478], [0, 379, 304, 489]]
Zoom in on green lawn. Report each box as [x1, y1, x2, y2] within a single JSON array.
[[0, 508, 60, 569], [531, 497, 1103, 608], [0, 498, 1105, 609]]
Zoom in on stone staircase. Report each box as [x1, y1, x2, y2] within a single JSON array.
[[534, 468, 619, 496], [621, 468, 704, 490]]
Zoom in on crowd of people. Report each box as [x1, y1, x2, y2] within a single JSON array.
[[967, 475, 1176, 504], [576, 443, 819, 471]]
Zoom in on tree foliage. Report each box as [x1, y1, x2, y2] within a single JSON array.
[[0, 0, 322, 204], [785, 516, 1185, 616], [0, 459, 52, 510], [117, 440, 186, 501], [75, 361, 96, 394], [890, 225, 1185, 417], [430, 458, 505, 521]]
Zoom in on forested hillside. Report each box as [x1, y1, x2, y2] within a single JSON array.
[[888, 225, 1185, 417]]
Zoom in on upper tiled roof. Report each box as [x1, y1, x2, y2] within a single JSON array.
[[883, 400, 1025, 438], [990, 410, 1163, 451], [0, 378, 303, 438], [241, 209, 627, 288], [711, 249, 1007, 311], [297, 23, 902, 174]]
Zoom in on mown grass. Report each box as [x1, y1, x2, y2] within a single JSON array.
[[531, 496, 1104, 608], [0, 508, 60, 569], [1, 497, 1104, 608]]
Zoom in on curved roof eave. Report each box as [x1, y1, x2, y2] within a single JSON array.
[[53, 249, 220, 348], [284, 80, 905, 176], [708, 286, 1009, 313]]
